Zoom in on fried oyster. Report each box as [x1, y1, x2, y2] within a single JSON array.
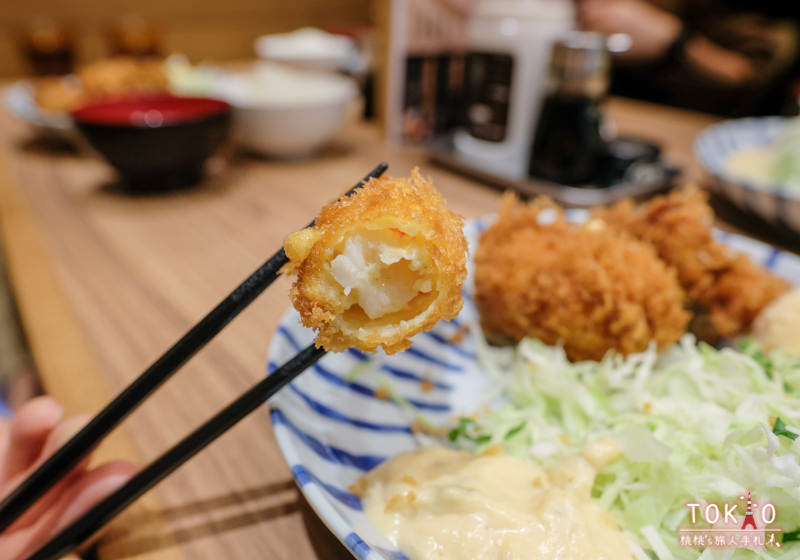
[[283, 169, 468, 354], [474, 194, 690, 362], [593, 189, 790, 340]]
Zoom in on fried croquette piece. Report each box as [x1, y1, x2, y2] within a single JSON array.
[[474, 194, 689, 362], [283, 169, 468, 354], [593, 189, 790, 340]]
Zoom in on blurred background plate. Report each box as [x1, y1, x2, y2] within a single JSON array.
[[3, 80, 76, 142], [694, 117, 800, 236], [266, 216, 800, 560]]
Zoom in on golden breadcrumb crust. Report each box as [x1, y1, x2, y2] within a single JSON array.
[[284, 169, 467, 354], [593, 189, 790, 340], [474, 194, 690, 362]]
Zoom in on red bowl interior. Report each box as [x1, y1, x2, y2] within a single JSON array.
[[72, 94, 230, 127]]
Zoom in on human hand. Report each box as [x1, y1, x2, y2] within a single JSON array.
[[0, 397, 136, 560], [578, 0, 682, 61]]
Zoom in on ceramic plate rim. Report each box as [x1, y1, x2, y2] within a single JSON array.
[[693, 116, 800, 202]]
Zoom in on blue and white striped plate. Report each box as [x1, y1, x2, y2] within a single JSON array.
[[267, 216, 800, 560], [693, 117, 800, 234]]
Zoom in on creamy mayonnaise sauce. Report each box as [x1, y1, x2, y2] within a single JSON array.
[[357, 443, 630, 560], [724, 147, 773, 187]]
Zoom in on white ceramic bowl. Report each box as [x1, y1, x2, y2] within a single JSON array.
[[694, 117, 800, 235], [216, 66, 358, 158], [254, 28, 358, 73]]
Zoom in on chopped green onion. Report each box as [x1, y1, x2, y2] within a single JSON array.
[[773, 417, 799, 441], [504, 421, 526, 440]]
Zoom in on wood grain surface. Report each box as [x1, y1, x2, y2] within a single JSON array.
[[0, 95, 747, 558]]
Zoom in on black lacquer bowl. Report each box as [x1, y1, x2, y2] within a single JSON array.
[[73, 94, 231, 192]]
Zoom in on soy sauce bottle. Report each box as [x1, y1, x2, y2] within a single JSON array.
[[528, 32, 610, 186]]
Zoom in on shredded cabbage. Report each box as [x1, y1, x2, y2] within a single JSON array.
[[772, 118, 800, 188], [451, 334, 800, 559]]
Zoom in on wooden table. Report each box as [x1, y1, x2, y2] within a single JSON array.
[[0, 96, 742, 558]]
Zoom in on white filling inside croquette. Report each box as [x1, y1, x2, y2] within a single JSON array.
[[330, 233, 432, 320]]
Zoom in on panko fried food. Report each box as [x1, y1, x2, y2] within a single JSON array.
[[78, 57, 166, 100], [283, 169, 468, 354], [593, 189, 790, 340], [34, 76, 84, 113], [474, 195, 689, 362], [35, 57, 167, 113]]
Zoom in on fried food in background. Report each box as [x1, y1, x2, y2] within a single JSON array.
[[594, 189, 790, 341], [283, 169, 468, 354], [33, 75, 84, 113], [474, 194, 689, 362], [751, 287, 800, 355], [78, 57, 166, 98], [34, 57, 167, 112]]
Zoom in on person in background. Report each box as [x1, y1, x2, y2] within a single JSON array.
[[0, 397, 135, 559], [579, 0, 800, 116]]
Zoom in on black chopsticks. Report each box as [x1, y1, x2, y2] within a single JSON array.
[[0, 162, 388, 536], [26, 344, 327, 560]]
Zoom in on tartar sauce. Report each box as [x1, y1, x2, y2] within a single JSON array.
[[357, 442, 630, 560]]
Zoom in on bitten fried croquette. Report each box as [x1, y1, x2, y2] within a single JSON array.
[[474, 195, 690, 362], [593, 189, 790, 340], [283, 169, 468, 354]]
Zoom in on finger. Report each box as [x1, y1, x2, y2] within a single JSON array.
[[0, 397, 63, 484], [36, 413, 92, 461], [2, 415, 92, 532], [10, 462, 136, 560], [0, 478, 73, 560], [0, 415, 11, 435], [53, 460, 137, 532], [0, 419, 12, 484], [3, 413, 91, 499]]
